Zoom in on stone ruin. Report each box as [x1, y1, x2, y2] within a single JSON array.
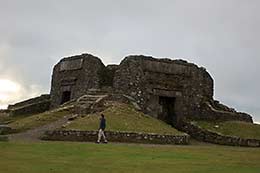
[[3, 53, 256, 146], [49, 53, 253, 127]]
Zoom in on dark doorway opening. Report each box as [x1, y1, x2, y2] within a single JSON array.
[[159, 96, 177, 127], [61, 91, 71, 104]]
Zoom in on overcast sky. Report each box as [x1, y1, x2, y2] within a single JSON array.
[[0, 0, 259, 122]]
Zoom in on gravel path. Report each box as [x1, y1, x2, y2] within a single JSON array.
[[8, 115, 72, 142]]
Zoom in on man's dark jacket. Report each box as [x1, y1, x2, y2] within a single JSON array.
[[99, 117, 106, 130]]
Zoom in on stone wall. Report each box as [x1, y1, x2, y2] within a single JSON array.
[[0, 109, 10, 116], [8, 94, 50, 110], [179, 121, 260, 147], [42, 130, 190, 145], [9, 100, 50, 116], [99, 65, 118, 87], [197, 102, 253, 122], [8, 94, 51, 116]]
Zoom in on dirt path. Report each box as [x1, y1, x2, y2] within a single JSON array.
[[8, 115, 72, 142]]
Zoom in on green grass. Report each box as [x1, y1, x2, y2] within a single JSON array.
[[0, 141, 260, 173], [0, 135, 8, 141], [65, 103, 183, 135], [196, 121, 260, 139], [8, 108, 72, 133], [0, 114, 30, 125]]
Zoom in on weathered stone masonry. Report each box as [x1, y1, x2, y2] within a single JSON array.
[[8, 94, 50, 116], [113, 56, 214, 124], [50, 54, 105, 108], [42, 130, 190, 145], [50, 53, 253, 127]]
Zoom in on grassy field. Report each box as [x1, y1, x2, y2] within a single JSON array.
[[196, 121, 260, 139], [0, 141, 260, 173], [65, 103, 183, 135]]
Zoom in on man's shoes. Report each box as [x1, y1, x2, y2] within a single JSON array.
[[95, 141, 108, 144]]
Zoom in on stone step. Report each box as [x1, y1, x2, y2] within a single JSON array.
[[86, 90, 109, 95], [82, 96, 101, 99], [76, 94, 108, 109], [78, 101, 94, 105], [77, 95, 107, 102], [78, 98, 97, 102], [79, 95, 107, 98]]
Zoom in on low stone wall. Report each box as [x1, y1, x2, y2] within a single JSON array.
[[8, 94, 50, 110], [199, 102, 253, 123], [0, 110, 10, 117], [179, 121, 260, 147], [0, 109, 10, 114], [0, 125, 12, 135], [10, 100, 50, 116], [42, 130, 190, 145]]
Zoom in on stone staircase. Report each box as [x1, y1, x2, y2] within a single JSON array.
[[85, 87, 114, 95], [76, 93, 108, 114], [73, 88, 140, 114]]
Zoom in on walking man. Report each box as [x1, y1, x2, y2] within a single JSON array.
[[97, 114, 108, 143]]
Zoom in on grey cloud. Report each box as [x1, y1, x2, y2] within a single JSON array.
[[0, 0, 259, 121]]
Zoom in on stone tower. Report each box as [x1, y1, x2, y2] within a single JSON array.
[[50, 54, 105, 108]]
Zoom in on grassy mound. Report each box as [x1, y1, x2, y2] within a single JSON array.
[[9, 108, 72, 133], [196, 121, 260, 139], [65, 103, 183, 135]]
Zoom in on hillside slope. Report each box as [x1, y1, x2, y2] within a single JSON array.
[[64, 102, 184, 135]]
